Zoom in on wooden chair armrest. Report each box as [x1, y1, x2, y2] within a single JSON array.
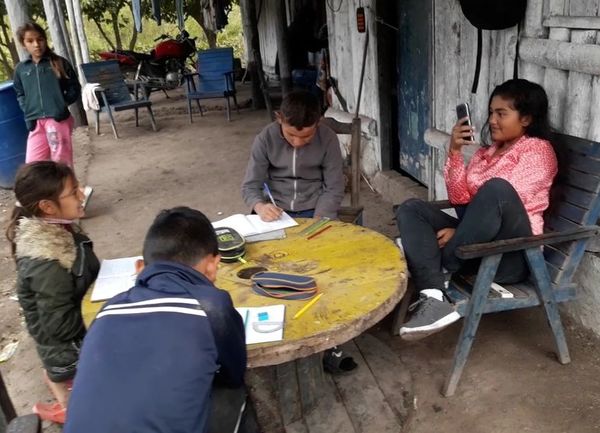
[[321, 117, 352, 134], [456, 226, 600, 259]]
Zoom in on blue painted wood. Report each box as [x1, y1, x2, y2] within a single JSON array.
[[81, 60, 156, 139], [443, 254, 501, 397], [448, 278, 577, 315], [525, 248, 571, 364], [397, 0, 431, 183], [185, 48, 238, 122]]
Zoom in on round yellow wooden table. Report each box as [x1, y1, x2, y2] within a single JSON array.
[[82, 219, 407, 368], [81, 219, 407, 431]]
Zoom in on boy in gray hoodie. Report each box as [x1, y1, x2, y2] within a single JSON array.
[[242, 90, 344, 221]]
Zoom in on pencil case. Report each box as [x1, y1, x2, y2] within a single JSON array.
[[215, 227, 246, 263], [251, 271, 318, 300]]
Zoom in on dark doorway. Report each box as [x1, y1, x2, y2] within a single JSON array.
[[397, 0, 432, 184], [376, 0, 400, 172]]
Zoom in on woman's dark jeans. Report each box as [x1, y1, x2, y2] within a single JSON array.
[[396, 178, 533, 291]]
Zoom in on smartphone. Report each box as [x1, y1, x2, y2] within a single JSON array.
[[456, 103, 474, 142]]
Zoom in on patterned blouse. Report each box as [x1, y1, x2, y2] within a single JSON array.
[[444, 135, 558, 235]]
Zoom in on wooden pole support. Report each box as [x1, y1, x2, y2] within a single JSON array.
[[351, 117, 361, 207]]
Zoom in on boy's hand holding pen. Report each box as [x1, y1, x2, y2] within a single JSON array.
[[255, 183, 283, 221]]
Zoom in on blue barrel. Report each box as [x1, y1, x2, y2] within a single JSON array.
[[0, 81, 28, 189]]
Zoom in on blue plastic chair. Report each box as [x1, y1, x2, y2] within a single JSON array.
[[80, 60, 157, 139], [184, 48, 239, 122]]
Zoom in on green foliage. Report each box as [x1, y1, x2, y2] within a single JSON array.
[[0, 1, 244, 81]]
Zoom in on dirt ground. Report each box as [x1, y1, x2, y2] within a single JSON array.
[[1, 85, 600, 432]]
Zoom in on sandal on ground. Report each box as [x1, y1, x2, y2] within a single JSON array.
[[323, 347, 358, 374], [32, 402, 66, 424]]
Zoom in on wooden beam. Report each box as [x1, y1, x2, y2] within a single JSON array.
[[72, 0, 90, 63], [42, 0, 72, 62], [65, 0, 83, 71], [4, 0, 29, 60], [520, 37, 600, 75], [544, 16, 600, 30]]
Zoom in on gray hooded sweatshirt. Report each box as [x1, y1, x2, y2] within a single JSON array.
[[242, 121, 345, 219]]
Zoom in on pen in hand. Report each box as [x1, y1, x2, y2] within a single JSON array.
[[263, 182, 278, 207]]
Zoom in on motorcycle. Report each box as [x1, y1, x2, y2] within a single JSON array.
[[98, 30, 196, 94]]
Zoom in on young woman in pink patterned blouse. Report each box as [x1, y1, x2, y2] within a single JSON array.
[[396, 79, 558, 340]]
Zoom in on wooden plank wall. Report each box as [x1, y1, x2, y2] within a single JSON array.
[[431, 0, 600, 200], [326, 0, 382, 176]]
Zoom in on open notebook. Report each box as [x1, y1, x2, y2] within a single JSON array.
[[91, 256, 142, 302], [212, 212, 297, 237], [235, 305, 285, 345]]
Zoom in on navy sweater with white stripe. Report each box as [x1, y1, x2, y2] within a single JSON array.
[[65, 261, 246, 433]]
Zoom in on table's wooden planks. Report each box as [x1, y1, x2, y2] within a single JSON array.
[[245, 367, 285, 433], [333, 340, 403, 433], [354, 334, 413, 428], [247, 334, 413, 433], [302, 375, 357, 433]]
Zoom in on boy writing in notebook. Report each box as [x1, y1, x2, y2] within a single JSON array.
[[242, 90, 345, 221], [64, 207, 248, 433]]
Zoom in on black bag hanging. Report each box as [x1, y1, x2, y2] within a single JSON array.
[[458, 0, 527, 93]]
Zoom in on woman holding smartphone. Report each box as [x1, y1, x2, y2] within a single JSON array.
[[395, 78, 558, 340]]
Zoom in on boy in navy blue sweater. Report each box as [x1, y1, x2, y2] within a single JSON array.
[[65, 207, 247, 433]]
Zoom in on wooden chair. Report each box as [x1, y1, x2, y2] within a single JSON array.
[[394, 132, 600, 396], [1, 371, 40, 433], [80, 60, 157, 139], [184, 47, 239, 122]]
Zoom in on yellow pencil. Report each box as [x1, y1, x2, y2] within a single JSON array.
[[293, 293, 323, 320]]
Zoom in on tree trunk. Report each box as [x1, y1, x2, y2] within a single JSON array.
[[0, 45, 14, 77], [129, 29, 138, 51], [205, 30, 217, 48], [4, 0, 30, 60], [0, 18, 19, 67], [94, 18, 115, 50], [187, 2, 218, 49], [111, 12, 123, 50]]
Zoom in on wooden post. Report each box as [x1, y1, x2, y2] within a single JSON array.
[[65, 0, 83, 71], [42, 0, 72, 62], [240, 0, 272, 114], [543, 28, 570, 131], [275, 0, 292, 95], [4, 0, 29, 60], [42, 0, 87, 127], [520, 0, 546, 84], [72, 0, 90, 63]]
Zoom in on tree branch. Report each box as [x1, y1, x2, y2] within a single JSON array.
[[93, 18, 115, 50], [110, 12, 123, 50]]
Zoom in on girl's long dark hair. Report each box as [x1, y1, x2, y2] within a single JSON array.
[[5, 161, 75, 257], [16, 22, 69, 79], [481, 78, 552, 145]]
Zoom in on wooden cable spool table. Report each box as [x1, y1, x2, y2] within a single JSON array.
[[81, 219, 408, 432]]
